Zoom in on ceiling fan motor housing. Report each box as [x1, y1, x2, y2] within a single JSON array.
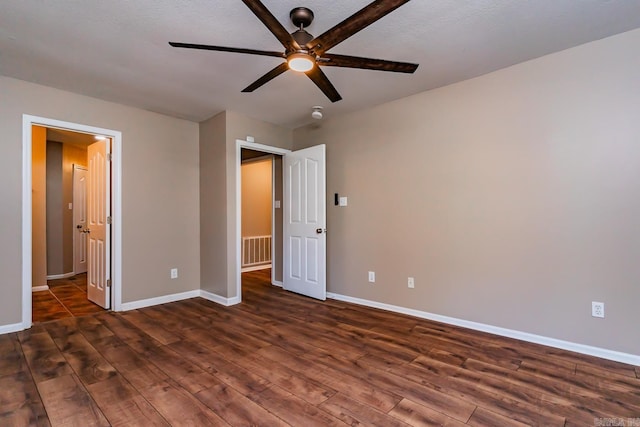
[[290, 7, 314, 28]]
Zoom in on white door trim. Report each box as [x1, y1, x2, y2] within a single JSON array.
[[22, 115, 123, 329], [271, 157, 283, 287], [72, 164, 88, 275], [235, 140, 290, 303]]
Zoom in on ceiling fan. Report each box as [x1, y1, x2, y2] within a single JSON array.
[[169, 0, 418, 102]]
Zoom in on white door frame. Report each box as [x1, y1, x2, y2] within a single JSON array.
[[72, 164, 88, 275], [235, 140, 290, 303], [270, 156, 282, 287], [22, 115, 123, 328]]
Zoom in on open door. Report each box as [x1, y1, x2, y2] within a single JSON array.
[[87, 139, 111, 308], [284, 144, 326, 300], [73, 165, 88, 274]]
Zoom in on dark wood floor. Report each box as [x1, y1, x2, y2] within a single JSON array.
[[32, 273, 105, 323], [2, 270, 639, 426]]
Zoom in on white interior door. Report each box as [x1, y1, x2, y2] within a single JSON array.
[[284, 144, 326, 300], [73, 165, 88, 274], [87, 140, 110, 309]]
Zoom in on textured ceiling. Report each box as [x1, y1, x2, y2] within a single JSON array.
[[1, 1, 639, 128]]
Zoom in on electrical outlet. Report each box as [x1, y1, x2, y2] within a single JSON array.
[[408, 277, 415, 288], [368, 271, 375, 283], [170, 268, 178, 279], [592, 301, 604, 318]]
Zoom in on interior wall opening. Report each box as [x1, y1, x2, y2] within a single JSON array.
[[31, 127, 112, 322], [240, 148, 284, 291], [23, 114, 123, 329]]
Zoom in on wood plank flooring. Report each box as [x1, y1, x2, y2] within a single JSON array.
[[32, 274, 105, 323], [2, 269, 639, 426]]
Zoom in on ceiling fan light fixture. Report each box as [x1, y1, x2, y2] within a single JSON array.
[[287, 52, 314, 72]]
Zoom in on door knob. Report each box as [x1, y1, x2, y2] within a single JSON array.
[[316, 228, 326, 234]]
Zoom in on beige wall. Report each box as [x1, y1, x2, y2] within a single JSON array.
[[45, 142, 64, 275], [31, 126, 47, 288], [294, 28, 640, 355], [199, 112, 228, 296], [0, 76, 200, 326], [200, 111, 292, 298], [241, 157, 272, 238]]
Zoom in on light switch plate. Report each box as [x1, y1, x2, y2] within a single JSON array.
[[339, 196, 348, 207], [274, 200, 281, 209]]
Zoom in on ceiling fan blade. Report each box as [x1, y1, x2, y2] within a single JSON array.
[[306, 67, 342, 102], [241, 0, 300, 52], [242, 62, 289, 92], [306, 0, 411, 55], [169, 42, 284, 58], [320, 53, 418, 73]]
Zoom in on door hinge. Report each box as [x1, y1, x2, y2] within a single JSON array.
[[107, 216, 112, 224], [107, 153, 112, 161], [107, 279, 111, 288]]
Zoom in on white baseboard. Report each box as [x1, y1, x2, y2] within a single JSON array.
[[327, 292, 640, 366], [32, 285, 49, 292], [21, 279, 634, 365], [0, 322, 25, 334], [108, 288, 243, 312], [241, 264, 271, 273], [200, 290, 241, 306], [120, 290, 200, 311], [46, 272, 75, 280], [271, 280, 283, 287]]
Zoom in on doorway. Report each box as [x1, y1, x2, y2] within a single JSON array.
[[31, 128, 105, 322], [240, 150, 278, 280], [236, 141, 289, 301], [22, 115, 123, 328], [235, 140, 327, 302]]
